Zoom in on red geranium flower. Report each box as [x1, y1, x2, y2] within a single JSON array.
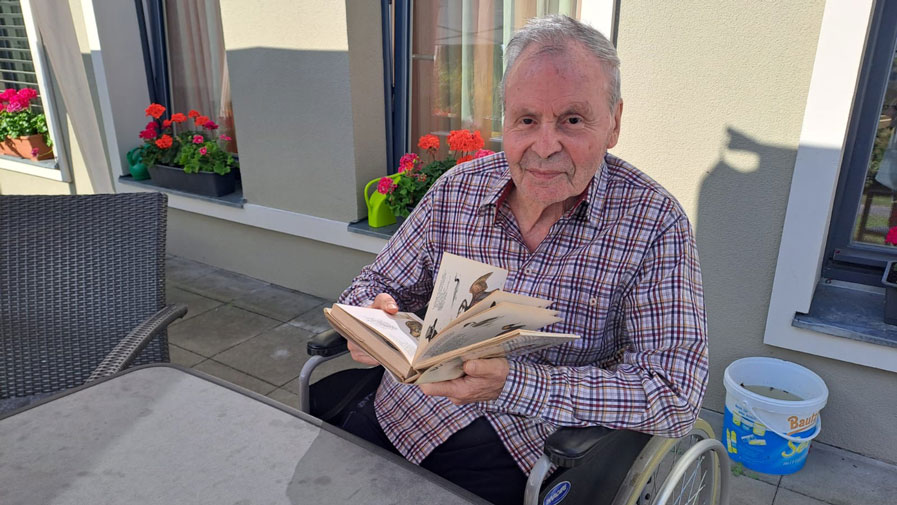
[[194, 115, 210, 128], [154, 134, 173, 149], [145, 103, 166, 119], [376, 176, 397, 194], [171, 113, 187, 123], [162, 119, 172, 128], [417, 134, 440, 151], [886, 226, 897, 246], [188, 109, 201, 118], [455, 154, 474, 165]]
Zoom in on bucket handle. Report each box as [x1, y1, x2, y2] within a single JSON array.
[[740, 402, 822, 443]]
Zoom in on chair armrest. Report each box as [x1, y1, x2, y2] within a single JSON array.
[[86, 304, 188, 382], [543, 425, 619, 468], [307, 329, 348, 357]]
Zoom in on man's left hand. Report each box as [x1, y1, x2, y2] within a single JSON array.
[[419, 358, 509, 405]]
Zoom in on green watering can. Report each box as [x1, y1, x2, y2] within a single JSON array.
[[127, 146, 150, 180], [364, 173, 401, 228]]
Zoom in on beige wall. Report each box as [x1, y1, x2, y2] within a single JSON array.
[[613, 0, 896, 462], [167, 208, 375, 300], [218, 0, 386, 222]]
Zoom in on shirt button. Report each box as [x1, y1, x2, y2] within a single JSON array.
[[589, 297, 598, 306]]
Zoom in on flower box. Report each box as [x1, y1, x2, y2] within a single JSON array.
[[0, 134, 53, 161], [147, 163, 236, 197]]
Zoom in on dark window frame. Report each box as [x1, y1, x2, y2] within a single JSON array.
[[823, 0, 897, 286]]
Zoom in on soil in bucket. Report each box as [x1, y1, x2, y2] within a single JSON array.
[[723, 357, 828, 475]]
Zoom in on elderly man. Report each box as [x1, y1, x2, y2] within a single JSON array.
[[336, 14, 708, 505]]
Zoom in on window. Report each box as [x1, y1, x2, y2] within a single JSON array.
[[140, 0, 237, 152], [385, 0, 581, 172], [0, 2, 42, 113], [823, 0, 897, 286]]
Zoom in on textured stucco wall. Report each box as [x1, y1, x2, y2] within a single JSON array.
[[613, 1, 896, 462], [167, 208, 375, 300], [218, 0, 386, 221]]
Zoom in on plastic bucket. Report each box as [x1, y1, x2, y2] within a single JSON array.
[[722, 357, 828, 474]]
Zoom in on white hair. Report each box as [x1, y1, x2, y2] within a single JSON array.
[[502, 15, 621, 111]]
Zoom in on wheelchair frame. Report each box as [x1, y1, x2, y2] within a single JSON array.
[[298, 329, 729, 505]]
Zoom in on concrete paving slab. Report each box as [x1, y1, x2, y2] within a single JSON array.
[[168, 304, 279, 357], [267, 387, 300, 410], [213, 323, 315, 387], [773, 488, 832, 505], [287, 302, 332, 336], [232, 284, 326, 322], [182, 268, 271, 302], [192, 359, 278, 396], [166, 255, 219, 287], [169, 344, 206, 368], [779, 442, 897, 505], [166, 285, 223, 322], [728, 473, 777, 505]]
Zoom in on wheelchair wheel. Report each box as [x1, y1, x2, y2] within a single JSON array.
[[612, 419, 722, 505]]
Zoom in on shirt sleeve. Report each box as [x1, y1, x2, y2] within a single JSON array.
[[338, 188, 438, 312], [477, 215, 709, 438]]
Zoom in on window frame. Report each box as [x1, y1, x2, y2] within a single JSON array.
[[822, 0, 897, 286], [764, 0, 897, 373], [0, 0, 70, 182]]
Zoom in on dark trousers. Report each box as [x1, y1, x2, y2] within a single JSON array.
[[340, 392, 527, 505]]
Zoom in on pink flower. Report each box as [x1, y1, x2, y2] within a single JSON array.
[[376, 176, 397, 194], [0, 88, 16, 102], [203, 120, 219, 130], [5, 99, 24, 113], [192, 134, 204, 144], [199, 146, 208, 156], [473, 149, 495, 159], [220, 135, 232, 141], [30, 147, 39, 157], [398, 153, 420, 173], [145, 121, 158, 131], [138, 128, 157, 140], [886, 227, 897, 246], [16, 88, 37, 101]]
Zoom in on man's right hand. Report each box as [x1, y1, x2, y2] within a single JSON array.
[[346, 293, 399, 366]]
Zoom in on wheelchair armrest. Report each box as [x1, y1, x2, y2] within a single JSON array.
[[306, 329, 347, 357], [544, 425, 621, 468]]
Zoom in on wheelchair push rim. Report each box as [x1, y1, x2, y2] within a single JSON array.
[[612, 418, 722, 505]]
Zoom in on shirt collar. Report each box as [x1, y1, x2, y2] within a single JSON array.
[[479, 152, 608, 228]]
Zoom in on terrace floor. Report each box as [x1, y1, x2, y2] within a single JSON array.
[[165, 254, 897, 505]]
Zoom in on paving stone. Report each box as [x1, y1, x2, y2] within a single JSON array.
[[267, 388, 300, 410], [165, 285, 223, 322], [168, 344, 206, 368], [165, 255, 218, 287], [192, 359, 277, 396], [282, 353, 367, 395], [182, 268, 271, 302], [287, 302, 333, 336], [213, 323, 314, 387], [727, 473, 777, 505], [773, 488, 832, 505], [167, 305, 279, 357], [779, 443, 897, 505], [232, 284, 326, 322]]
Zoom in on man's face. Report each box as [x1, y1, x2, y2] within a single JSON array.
[[503, 42, 622, 208]]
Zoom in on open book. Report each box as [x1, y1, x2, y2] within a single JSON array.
[[324, 253, 579, 384]]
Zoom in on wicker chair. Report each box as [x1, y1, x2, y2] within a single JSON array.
[[0, 193, 187, 413]]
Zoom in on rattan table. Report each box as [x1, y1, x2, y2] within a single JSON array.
[[0, 364, 484, 505]]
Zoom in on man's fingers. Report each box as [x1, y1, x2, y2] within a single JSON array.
[[347, 340, 380, 366], [419, 380, 459, 398], [371, 293, 399, 314]]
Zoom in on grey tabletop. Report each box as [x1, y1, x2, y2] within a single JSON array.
[[0, 364, 485, 505]]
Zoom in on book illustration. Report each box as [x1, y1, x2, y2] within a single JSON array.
[[420, 253, 509, 351], [325, 254, 579, 385]]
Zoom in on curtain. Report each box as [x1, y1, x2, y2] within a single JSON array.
[[165, 1, 236, 152], [408, 0, 578, 161]]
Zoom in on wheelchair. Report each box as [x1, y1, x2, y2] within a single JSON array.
[[298, 329, 730, 505]]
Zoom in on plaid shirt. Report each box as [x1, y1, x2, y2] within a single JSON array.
[[338, 152, 708, 474]]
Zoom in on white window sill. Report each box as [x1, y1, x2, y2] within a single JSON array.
[[113, 176, 387, 255], [0, 155, 66, 181]]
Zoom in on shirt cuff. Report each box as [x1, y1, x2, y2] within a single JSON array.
[[476, 359, 552, 418]]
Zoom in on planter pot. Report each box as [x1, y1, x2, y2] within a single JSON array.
[[881, 260, 897, 325], [147, 163, 236, 197], [0, 134, 53, 161]]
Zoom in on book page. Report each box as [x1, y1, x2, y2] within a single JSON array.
[[334, 304, 422, 363], [416, 303, 561, 363], [443, 290, 553, 330], [418, 253, 508, 359]]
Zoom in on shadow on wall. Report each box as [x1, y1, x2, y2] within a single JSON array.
[[694, 126, 801, 404]]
